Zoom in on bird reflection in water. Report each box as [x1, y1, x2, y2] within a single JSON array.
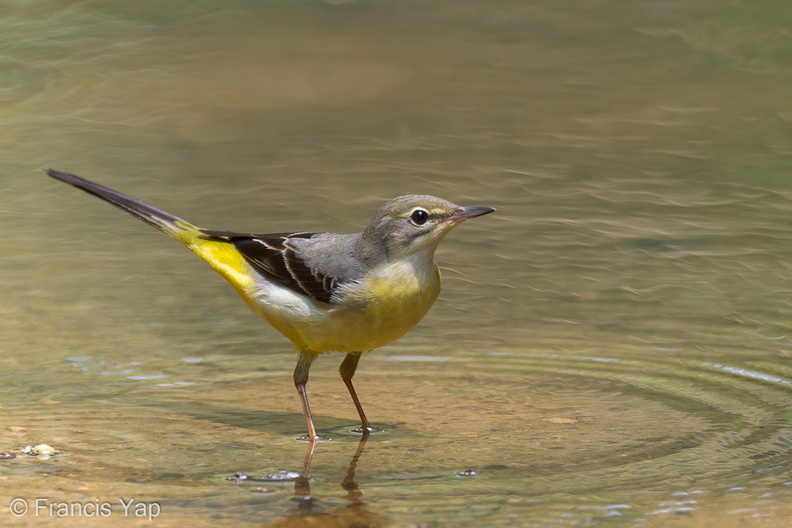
[[231, 432, 385, 528]]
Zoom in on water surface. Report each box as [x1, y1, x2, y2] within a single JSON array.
[[3, 1, 792, 526]]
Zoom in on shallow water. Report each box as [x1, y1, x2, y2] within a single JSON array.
[[4, 1, 792, 526]]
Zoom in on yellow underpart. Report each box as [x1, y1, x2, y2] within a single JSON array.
[[171, 223, 323, 349], [316, 257, 442, 353], [172, 221, 256, 299], [244, 258, 441, 354], [189, 239, 256, 295], [169, 220, 442, 355]]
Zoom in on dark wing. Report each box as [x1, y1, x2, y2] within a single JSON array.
[[200, 230, 337, 304]]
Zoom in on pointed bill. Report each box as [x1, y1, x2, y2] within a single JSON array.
[[449, 206, 497, 223]]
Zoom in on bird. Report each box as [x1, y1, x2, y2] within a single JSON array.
[[46, 169, 495, 441]]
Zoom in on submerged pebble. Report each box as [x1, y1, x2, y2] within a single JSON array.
[[1, 444, 60, 461], [226, 473, 249, 484], [260, 470, 302, 481], [226, 470, 302, 484], [21, 444, 59, 459]]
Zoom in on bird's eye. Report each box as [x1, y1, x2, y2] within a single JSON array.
[[410, 208, 430, 226]]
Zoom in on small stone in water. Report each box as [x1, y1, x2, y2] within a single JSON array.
[[227, 470, 302, 484], [21, 444, 59, 459], [31, 444, 58, 456], [259, 470, 302, 481], [226, 473, 248, 484]]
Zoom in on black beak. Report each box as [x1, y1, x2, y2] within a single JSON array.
[[450, 206, 496, 223]]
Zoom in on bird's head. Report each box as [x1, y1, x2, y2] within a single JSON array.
[[362, 195, 495, 261]]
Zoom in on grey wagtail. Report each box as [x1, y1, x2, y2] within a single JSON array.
[[46, 169, 495, 441]]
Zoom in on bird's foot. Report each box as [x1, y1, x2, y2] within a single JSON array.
[[295, 434, 331, 442], [349, 425, 385, 435]]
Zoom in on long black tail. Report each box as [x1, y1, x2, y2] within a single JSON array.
[[47, 169, 193, 236]]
